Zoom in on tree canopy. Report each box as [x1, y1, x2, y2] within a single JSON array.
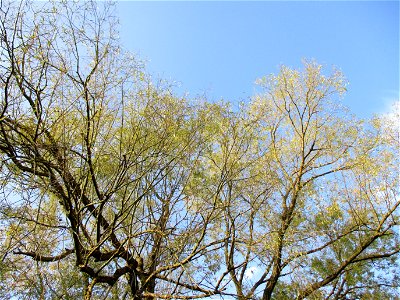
[[0, 1, 399, 299]]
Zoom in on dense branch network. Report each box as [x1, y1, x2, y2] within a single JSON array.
[[0, 1, 398, 299]]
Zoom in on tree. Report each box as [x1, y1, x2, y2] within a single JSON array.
[[199, 62, 399, 299], [0, 1, 227, 299], [0, 1, 398, 299]]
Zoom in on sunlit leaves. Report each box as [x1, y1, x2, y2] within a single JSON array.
[[0, 1, 398, 298]]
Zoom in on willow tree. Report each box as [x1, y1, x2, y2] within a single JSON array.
[[0, 1, 398, 300], [196, 62, 399, 299], [0, 1, 227, 299]]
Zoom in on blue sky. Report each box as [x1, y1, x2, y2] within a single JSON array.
[[117, 1, 399, 118]]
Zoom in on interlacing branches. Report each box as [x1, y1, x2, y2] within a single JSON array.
[[0, 1, 398, 299]]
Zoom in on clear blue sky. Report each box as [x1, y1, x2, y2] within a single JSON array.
[[117, 1, 399, 118]]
